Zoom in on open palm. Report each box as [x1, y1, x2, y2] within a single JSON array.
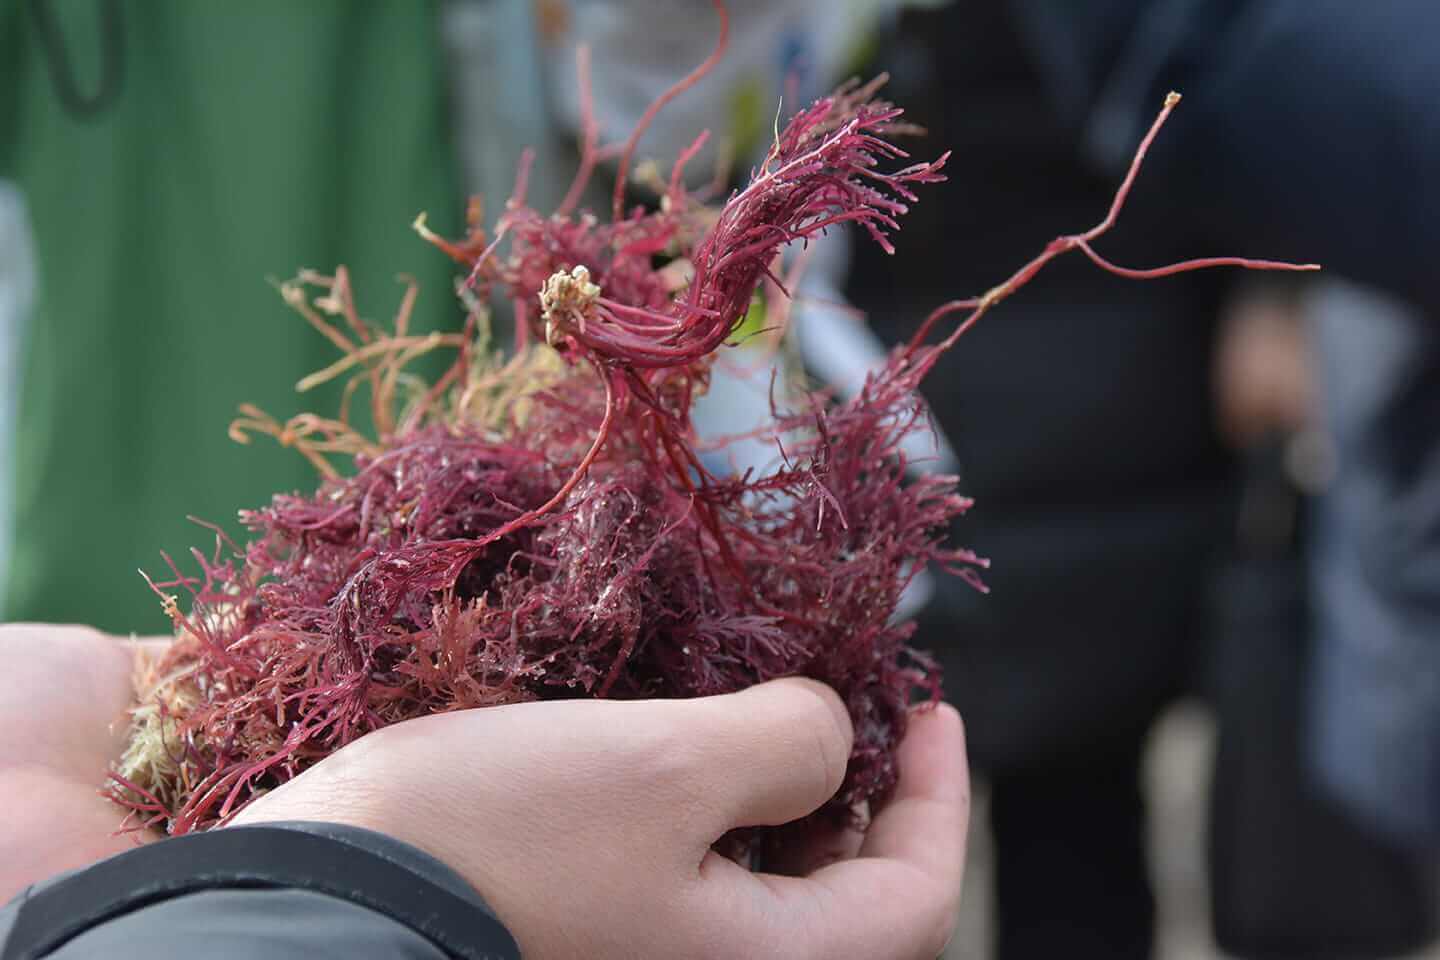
[[0, 623, 166, 901]]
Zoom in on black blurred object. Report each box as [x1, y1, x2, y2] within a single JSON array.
[[859, 0, 1227, 776], [1207, 437, 1438, 958], [989, 733, 1155, 959], [848, 0, 1440, 955], [853, 6, 1227, 954]]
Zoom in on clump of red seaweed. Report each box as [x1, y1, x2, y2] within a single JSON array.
[[111, 2, 1316, 852]]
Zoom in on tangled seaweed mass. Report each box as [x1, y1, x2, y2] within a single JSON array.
[[111, 5, 1316, 851]]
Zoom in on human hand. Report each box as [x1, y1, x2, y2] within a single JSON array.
[[0, 623, 167, 900], [1214, 288, 1315, 448], [231, 678, 969, 959]]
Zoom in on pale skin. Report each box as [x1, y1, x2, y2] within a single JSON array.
[[0, 623, 969, 959], [0, 624, 167, 896]]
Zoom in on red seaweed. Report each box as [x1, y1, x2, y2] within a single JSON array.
[[111, 13, 1317, 852]]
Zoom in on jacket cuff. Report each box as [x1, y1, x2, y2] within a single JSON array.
[[0, 823, 519, 960]]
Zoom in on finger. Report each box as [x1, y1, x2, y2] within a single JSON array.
[[805, 703, 969, 956], [122, 635, 176, 694], [855, 702, 969, 876], [123, 634, 175, 653], [681, 677, 854, 834], [708, 703, 969, 960], [0, 767, 157, 902], [0, 624, 136, 769]]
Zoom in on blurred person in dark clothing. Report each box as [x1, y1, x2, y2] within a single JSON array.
[[845, 2, 1440, 957], [1208, 285, 1438, 960]]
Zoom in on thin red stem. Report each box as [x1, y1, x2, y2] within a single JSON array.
[[558, 45, 599, 217], [469, 363, 619, 550], [611, 0, 730, 222], [905, 91, 1319, 358]]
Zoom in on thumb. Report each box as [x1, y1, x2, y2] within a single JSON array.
[[680, 677, 854, 834]]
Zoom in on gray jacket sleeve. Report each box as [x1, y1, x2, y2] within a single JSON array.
[[41, 889, 451, 960], [0, 823, 520, 960]]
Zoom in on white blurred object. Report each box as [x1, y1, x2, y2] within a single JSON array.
[[0, 182, 37, 614], [690, 229, 955, 624], [545, 0, 920, 173], [691, 229, 959, 480], [789, 230, 960, 474], [444, 0, 574, 213]]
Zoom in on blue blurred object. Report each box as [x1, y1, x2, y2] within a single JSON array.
[[1310, 281, 1440, 851]]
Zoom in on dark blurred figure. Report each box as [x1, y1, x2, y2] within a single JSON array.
[[846, 3, 1440, 957], [1209, 286, 1438, 960]]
